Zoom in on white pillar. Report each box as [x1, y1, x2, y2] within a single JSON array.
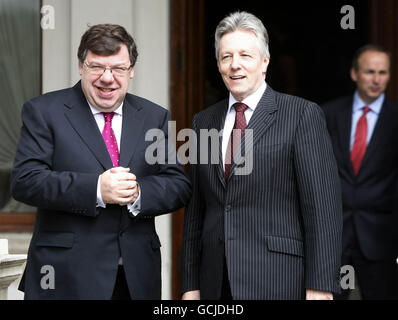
[[131, 0, 172, 300], [41, 0, 71, 93]]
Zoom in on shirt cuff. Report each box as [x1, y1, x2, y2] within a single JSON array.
[[97, 176, 106, 208], [127, 191, 141, 216]]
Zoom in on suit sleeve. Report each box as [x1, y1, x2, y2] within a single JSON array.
[[136, 110, 192, 217], [293, 102, 343, 293], [180, 116, 204, 294], [11, 101, 99, 217]]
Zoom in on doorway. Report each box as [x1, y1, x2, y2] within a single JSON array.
[[204, 0, 370, 106]]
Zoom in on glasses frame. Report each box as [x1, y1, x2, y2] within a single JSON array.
[[83, 61, 133, 77]]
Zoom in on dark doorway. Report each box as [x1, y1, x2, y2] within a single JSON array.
[[204, 0, 370, 106]]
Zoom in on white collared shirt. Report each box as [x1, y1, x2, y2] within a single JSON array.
[[350, 92, 384, 151], [87, 101, 141, 216], [222, 81, 267, 168]]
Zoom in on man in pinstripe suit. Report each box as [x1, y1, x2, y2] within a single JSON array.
[[181, 11, 343, 300]]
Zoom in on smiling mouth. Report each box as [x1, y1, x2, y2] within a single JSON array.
[[98, 87, 116, 92], [230, 75, 245, 80]]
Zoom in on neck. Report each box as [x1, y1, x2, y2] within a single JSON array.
[[357, 93, 378, 106]]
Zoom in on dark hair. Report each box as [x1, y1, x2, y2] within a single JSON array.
[[77, 24, 138, 66], [352, 44, 391, 71]]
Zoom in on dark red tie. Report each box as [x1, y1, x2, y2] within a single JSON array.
[[102, 112, 120, 167], [351, 106, 371, 175], [225, 103, 249, 181]]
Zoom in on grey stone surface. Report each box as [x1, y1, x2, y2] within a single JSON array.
[[0, 233, 31, 300]]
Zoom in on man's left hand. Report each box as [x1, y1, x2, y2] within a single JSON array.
[[306, 289, 333, 300]]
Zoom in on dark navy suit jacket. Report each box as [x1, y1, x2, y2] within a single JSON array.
[[11, 82, 191, 299], [322, 95, 398, 261]]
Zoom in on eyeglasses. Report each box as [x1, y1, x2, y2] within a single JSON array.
[[83, 61, 133, 77]]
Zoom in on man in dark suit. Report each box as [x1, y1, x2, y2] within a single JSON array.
[[322, 44, 398, 300], [180, 11, 343, 300], [11, 24, 191, 300]]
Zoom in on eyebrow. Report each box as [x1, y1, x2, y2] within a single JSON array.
[[86, 60, 130, 66], [363, 69, 389, 72], [220, 49, 256, 56]]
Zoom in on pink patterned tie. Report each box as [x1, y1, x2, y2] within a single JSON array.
[[102, 112, 119, 167]]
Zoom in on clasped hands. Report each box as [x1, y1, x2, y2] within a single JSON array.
[[100, 167, 140, 205]]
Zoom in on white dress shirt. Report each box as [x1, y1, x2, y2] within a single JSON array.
[[222, 81, 267, 168], [87, 101, 141, 216], [350, 91, 385, 151]]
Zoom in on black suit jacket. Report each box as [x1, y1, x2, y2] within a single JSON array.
[[181, 85, 343, 300], [11, 82, 191, 299], [322, 95, 398, 261]]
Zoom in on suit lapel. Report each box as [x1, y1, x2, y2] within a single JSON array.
[[359, 99, 389, 173], [119, 98, 146, 167], [64, 82, 146, 170], [208, 101, 228, 189], [64, 82, 113, 170], [229, 86, 278, 180]]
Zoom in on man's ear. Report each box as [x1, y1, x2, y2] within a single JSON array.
[[78, 61, 83, 76], [262, 57, 270, 74], [129, 67, 135, 79], [350, 67, 358, 83]]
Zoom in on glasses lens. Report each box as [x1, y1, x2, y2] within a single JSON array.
[[85, 63, 131, 76], [112, 67, 129, 76], [85, 64, 104, 75]]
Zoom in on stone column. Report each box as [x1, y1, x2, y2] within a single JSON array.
[[0, 239, 27, 300]]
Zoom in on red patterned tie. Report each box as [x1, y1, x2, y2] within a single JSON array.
[[351, 106, 371, 175], [102, 112, 120, 167], [225, 103, 249, 181]]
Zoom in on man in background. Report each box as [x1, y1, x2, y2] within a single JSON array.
[[322, 44, 398, 300]]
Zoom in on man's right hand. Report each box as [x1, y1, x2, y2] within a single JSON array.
[[181, 290, 200, 300], [100, 167, 138, 205]]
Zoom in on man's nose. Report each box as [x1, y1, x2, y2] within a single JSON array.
[[231, 55, 241, 69], [372, 73, 382, 84], [100, 68, 114, 82]]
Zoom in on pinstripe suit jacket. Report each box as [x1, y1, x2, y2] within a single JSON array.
[[181, 85, 343, 300]]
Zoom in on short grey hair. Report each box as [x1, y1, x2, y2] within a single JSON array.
[[215, 11, 270, 61]]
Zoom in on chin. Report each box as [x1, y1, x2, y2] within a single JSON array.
[[231, 90, 245, 99], [368, 94, 380, 100]]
